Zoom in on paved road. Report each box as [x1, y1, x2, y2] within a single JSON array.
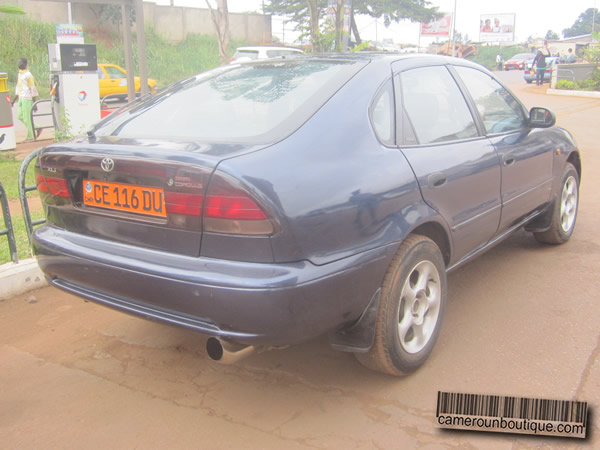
[[1, 70, 599, 449]]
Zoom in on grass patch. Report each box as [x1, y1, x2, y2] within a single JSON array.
[[0, 209, 45, 264], [0, 152, 42, 264], [0, 153, 37, 200], [0, 16, 55, 98]]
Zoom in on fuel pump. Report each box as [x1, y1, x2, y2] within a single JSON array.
[[48, 43, 100, 136]]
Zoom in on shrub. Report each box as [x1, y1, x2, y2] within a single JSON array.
[[575, 69, 600, 91], [556, 80, 575, 90]]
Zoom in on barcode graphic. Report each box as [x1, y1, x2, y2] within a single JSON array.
[[437, 392, 587, 426], [436, 392, 588, 438]]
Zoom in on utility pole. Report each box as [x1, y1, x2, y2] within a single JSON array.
[[592, 1, 597, 35], [451, 0, 457, 57]]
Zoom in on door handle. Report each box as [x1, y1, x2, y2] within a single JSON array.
[[428, 172, 447, 188], [502, 154, 516, 166]]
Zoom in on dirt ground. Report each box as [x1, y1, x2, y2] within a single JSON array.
[[1, 71, 598, 449]]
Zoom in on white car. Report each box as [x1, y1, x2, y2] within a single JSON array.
[[230, 46, 304, 63]]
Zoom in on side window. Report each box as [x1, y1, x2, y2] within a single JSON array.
[[370, 79, 395, 146], [400, 66, 478, 144], [105, 66, 125, 79], [454, 66, 526, 134], [97, 69, 105, 80]]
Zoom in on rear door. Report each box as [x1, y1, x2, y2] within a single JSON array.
[[396, 65, 502, 262], [452, 65, 554, 233]]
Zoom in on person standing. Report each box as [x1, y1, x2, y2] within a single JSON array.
[[496, 53, 503, 71], [11, 57, 39, 142], [532, 49, 548, 86], [566, 48, 577, 64]]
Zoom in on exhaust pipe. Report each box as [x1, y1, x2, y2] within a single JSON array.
[[206, 337, 256, 365]]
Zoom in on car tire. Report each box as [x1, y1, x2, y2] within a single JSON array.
[[526, 80, 532, 84], [533, 163, 579, 244], [355, 235, 447, 376]]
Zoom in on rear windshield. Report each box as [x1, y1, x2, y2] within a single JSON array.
[[234, 50, 259, 60], [94, 59, 366, 144], [266, 49, 303, 58]]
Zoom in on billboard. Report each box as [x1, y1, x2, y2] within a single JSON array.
[[479, 13, 515, 42], [421, 14, 453, 36], [56, 24, 84, 44]]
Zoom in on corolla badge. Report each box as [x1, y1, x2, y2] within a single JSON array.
[[101, 157, 115, 172]]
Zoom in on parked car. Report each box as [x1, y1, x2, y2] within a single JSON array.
[[504, 52, 535, 70], [97, 63, 158, 98], [230, 46, 304, 63], [33, 54, 581, 376], [524, 57, 558, 84], [368, 41, 400, 52]]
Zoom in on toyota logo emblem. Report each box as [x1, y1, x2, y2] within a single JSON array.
[[101, 158, 115, 172]]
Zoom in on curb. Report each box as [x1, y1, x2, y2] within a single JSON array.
[[546, 89, 600, 99], [0, 258, 48, 301]]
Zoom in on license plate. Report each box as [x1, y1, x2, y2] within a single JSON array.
[[83, 179, 166, 218]]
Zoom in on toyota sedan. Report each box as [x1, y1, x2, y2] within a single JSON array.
[[33, 54, 581, 376]]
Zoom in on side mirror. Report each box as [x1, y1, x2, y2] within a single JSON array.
[[529, 107, 556, 128]]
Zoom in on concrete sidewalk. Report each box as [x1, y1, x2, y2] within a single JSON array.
[[0, 258, 46, 301]]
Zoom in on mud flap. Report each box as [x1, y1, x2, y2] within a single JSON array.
[[328, 289, 380, 353]]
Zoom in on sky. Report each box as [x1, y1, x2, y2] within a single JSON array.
[[156, 0, 598, 46]]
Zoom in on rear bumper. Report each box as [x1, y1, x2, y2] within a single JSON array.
[[524, 71, 552, 83], [33, 225, 394, 346]]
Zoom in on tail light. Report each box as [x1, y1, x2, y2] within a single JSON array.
[[204, 172, 273, 235], [36, 172, 70, 198], [165, 192, 203, 216], [164, 170, 274, 235]]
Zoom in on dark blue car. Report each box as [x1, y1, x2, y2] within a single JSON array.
[[33, 54, 581, 375]]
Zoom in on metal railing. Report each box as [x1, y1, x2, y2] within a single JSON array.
[[18, 148, 44, 246], [0, 181, 18, 263], [557, 69, 576, 83], [30, 99, 54, 141]]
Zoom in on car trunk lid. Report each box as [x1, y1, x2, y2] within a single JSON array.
[[36, 138, 269, 257]]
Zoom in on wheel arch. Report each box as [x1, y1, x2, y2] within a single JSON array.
[[567, 151, 581, 182], [410, 221, 451, 267]]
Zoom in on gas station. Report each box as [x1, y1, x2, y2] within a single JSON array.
[[4, 0, 150, 149], [48, 42, 101, 135], [0, 73, 17, 151]]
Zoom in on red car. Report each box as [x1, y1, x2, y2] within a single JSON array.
[[504, 53, 535, 70]]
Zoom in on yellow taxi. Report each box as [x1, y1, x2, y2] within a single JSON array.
[[97, 64, 158, 98]]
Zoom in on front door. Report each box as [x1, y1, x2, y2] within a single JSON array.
[[452, 66, 554, 233]]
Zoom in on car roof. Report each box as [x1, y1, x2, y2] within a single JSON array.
[[235, 46, 303, 52], [304, 52, 489, 69]]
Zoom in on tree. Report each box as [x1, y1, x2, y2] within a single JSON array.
[[88, 4, 135, 34], [265, 0, 326, 51], [266, 0, 440, 50], [0, 4, 25, 14], [562, 8, 600, 38], [545, 30, 559, 40], [350, 0, 440, 44], [206, 0, 230, 66]]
